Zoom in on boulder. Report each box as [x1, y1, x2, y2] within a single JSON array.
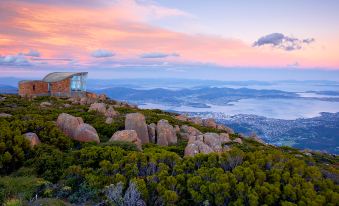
[[40, 102, 52, 107], [56, 113, 84, 137], [105, 105, 118, 118], [0, 113, 12, 118], [202, 118, 217, 128], [217, 124, 234, 134], [188, 117, 203, 125], [110, 130, 142, 150], [174, 125, 180, 134], [203, 133, 222, 152], [74, 123, 100, 143], [233, 138, 243, 144], [79, 97, 87, 105], [148, 123, 156, 143], [219, 133, 231, 144], [98, 94, 107, 101], [88, 102, 106, 114], [156, 120, 177, 146], [63, 103, 71, 108], [23, 132, 41, 147], [125, 113, 149, 144], [175, 114, 188, 122], [184, 140, 214, 157], [180, 125, 202, 136], [105, 117, 113, 124]]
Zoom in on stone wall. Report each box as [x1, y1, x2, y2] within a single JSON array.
[[18, 81, 48, 97], [50, 78, 71, 97]]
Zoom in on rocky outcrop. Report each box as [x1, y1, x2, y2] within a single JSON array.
[[89, 103, 119, 118], [202, 118, 217, 128], [233, 138, 243, 144], [23, 132, 41, 147], [180, 125, 202, 140], [188, 117, 203, 125], [74, 123, 100, 143], [203, 133, 222, 152], [98, 94, 107, 101], [156, 120, 177, 146], [217, 124, 234, 134], [0, 113, 12, 118], [125, 113, 149, 144], [56, 113, 100, 143], [184, 140, 214, 157], [175, 114, 188, 122], [184, 130, 236, 156], [219, 133, 231, 144], [57, 113, 84, 137], [110, 130, 142, 150], [89, 102, 106, 114], [105, 105, 118, 118], [148, 123, 156, 143]]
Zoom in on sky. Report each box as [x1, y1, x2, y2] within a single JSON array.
[[0, 0, 339, 80]]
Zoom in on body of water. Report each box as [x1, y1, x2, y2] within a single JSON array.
[[139, 98, 339, 120]]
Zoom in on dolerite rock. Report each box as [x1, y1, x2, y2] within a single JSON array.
[[98, 94, 107, 101], [110, 130, 142, 150], [23, 132, 41, 147], [203, 133, 222, 152], [79, 97, 87, 105], [56, 113, 84, 137], [233, 138, 243, 144], [74, 123, 100, 143], [40, 102, 52, 107], [174, 125, 180, 134], [105, 117, 113, 124], [148, 123, 156, 143], [188, 117, 203, 125], [180, 125, 202, 140], [105, 105, 118, 118], [217, 124, 234, 134], [63, 104, 71, 108], [88, 102, 106, 115], [175, 114, 188, 122], [0, 113, 12, 118], [219, 133, 231, 144], [184, 140, 214, 157], [156, 119, 177, 146], [125, 113, 149, 144], [202, 118, 217, 128]]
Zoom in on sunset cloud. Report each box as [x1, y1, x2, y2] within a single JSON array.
[[0, 0, 338, 73]]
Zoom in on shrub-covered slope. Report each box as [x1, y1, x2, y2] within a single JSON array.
[[0, 95, 338, 206]]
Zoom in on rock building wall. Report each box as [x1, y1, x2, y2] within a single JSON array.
[[18, 81, 48, 97], [50, 78, 71, 96]]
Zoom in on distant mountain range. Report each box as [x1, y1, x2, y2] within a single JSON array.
[[0, 84, 17, 94]]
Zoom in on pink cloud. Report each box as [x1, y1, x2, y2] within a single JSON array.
[[0, 0, 338, 69]]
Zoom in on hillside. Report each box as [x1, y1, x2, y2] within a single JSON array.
[[0, 94, 338, 206]]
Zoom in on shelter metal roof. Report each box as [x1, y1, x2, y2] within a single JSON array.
[[42, 72, 88, 83]]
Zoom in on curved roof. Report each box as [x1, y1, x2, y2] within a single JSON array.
[[42, 72, 88, 83]]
